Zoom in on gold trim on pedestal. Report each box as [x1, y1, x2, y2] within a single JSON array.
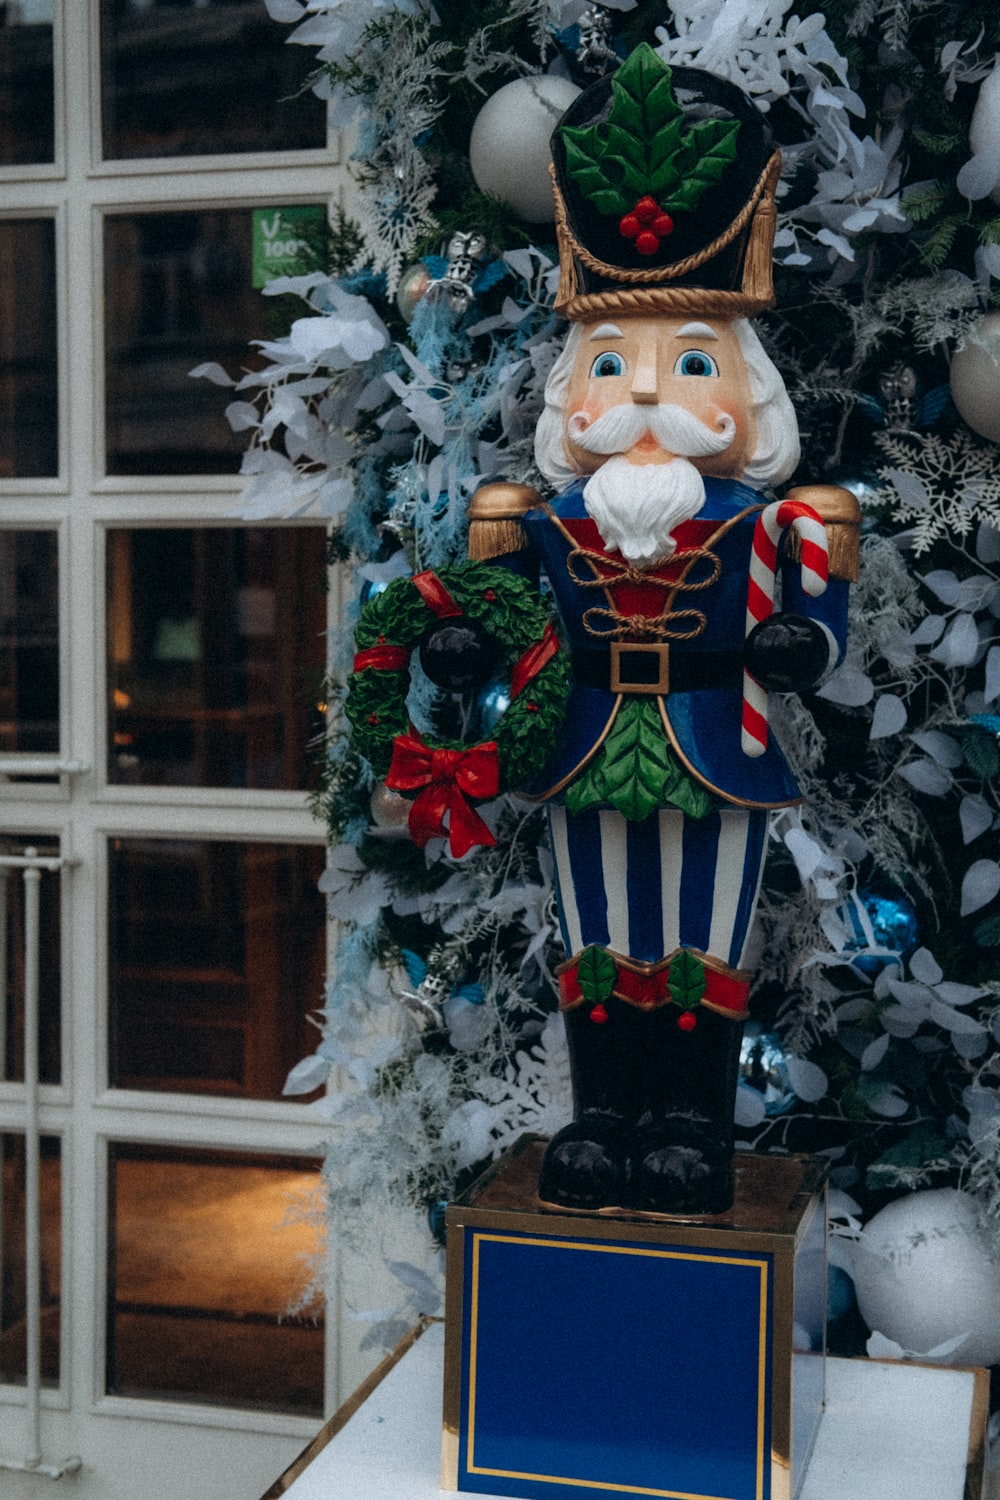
[[258, 1318, 435, 1499]]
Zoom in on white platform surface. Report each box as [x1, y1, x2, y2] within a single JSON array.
[[277, 1321, 981, 1499]]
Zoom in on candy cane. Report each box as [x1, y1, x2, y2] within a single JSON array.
[[742, 499, 828, 757]]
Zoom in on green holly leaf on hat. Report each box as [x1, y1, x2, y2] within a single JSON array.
[[560, 43, 740, 222]]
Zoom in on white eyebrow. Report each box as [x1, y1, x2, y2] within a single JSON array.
[[588, 323, 625, 340], [676, 322, 719, 340]]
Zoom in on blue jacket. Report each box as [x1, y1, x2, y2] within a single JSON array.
[[509, 475, 850, 809]]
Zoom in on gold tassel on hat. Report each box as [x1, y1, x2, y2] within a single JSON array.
[[738, 152, 781, 309]]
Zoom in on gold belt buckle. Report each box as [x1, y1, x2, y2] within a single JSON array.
[[609, 641, 670, 694]]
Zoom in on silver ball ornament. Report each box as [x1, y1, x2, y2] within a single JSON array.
[[950, 313, 1000, 442], [370, 782, 411, 830], [469, 76, 581, 223], [396, 261, 433, 324], [738, 1023, 795, 1116]]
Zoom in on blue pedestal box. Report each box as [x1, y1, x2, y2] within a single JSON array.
[[442, 1138, 827, 1500]]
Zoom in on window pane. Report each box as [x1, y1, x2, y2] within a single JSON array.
[[2, 837, 61, 1086], [104, 207, 319, 475], [108, 528, 326, 789], [100, 0, 325, 161], [1, 1134, 61, 1388], [109, 838, 325, 1101], [107, 1144, 322, 1414], [0, 8, 55, 167], [0, 221, 58, 478], [0, 531, 58, 756]]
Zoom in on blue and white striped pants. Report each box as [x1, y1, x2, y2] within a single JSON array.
[[548, 803, 770, 971]]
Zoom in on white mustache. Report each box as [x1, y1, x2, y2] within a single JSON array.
[[568, 402, 735, 458]]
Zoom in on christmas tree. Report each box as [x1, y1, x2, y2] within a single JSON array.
[[212, 0, 1000, 1357]]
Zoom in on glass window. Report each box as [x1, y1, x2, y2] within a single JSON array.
[[0, 7, 55, 168], [104, 206, 322, 475], [107, 1144, 323, 1414], [0, 531, 59, 756], [0, 221, 58, 479], [108, 838, 325, 1101], [104, 209, 255, 476], [2, 836, 61, 1086], [0, 1133, 61, 1388], [107, 527, 326, 789], [100, 0, 325, 161]]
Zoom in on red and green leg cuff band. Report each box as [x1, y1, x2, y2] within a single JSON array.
[[557, 946, 751, 1026]]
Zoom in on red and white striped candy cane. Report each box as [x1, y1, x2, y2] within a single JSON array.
[[742, 499, 828, 757]]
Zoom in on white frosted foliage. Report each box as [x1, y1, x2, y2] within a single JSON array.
[[960, 858, 1000, 916], [869, 693, 907, 739]]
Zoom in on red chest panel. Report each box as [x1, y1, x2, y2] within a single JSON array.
[[560, 517, 721, 620]]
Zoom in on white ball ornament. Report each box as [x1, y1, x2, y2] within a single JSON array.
[[950, 312, 1000, 443], [969, 61, 1000, 204], [850, 1188, 1000, 1366], [469, 76, 581, 223]]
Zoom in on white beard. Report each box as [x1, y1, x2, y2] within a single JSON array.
[[582, 455, 706, 569]]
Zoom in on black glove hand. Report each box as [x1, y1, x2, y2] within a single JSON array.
[[744, 613, 830, 693]]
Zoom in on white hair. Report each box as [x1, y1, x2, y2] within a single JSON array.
[[731, 319, 800, 487], [534, 323, 586, 489], [533, 317, 800, 490]]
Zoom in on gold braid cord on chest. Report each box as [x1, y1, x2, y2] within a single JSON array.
[[566, 544, 722, 642]]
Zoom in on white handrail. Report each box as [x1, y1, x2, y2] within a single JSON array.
[[0, 848, 82, 1480], [0, 759, 86, 779]]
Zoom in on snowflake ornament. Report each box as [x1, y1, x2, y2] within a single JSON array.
[[877, 428, 1000, 554], [465, 1012, 573, 1160]]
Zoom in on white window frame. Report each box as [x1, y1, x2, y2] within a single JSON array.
[[0, 6, 367, 1488]]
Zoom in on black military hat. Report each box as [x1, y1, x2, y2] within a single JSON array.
[[550, 44, 781, 321]]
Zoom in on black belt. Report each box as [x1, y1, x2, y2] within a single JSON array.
[[571, 646, 744, 694]]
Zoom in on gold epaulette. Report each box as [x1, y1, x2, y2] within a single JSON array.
[[783, 484, 862, 582], [467, 482, 540, 561]]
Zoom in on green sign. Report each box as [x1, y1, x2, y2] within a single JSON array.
[[252, 206, 327, 287]]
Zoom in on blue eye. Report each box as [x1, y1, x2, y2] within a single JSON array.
[[674, 349, 719, 378], [589, 351, 626, 378]]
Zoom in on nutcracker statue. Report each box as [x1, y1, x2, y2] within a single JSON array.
[[347, 46, 860, 1220], [466, 47, 859, 1216]]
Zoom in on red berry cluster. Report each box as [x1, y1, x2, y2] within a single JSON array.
[[619, 195, 674, 256]]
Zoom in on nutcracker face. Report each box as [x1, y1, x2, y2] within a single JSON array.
[[562, 314, 756, 480]]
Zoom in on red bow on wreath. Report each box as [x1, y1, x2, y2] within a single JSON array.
[[386, 734, 500, 858]]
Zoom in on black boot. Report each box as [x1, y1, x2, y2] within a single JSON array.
[[538, 1000, 636, 1211], [628, 1004, 744, 1216]]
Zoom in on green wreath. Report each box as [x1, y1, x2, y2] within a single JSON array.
[[345, 562, 571, 857]]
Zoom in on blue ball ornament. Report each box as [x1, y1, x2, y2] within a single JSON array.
[[427, 1198, 448, 1246], [739, 1023, 795, 1116], [827, 1264, 856, 1323], [845, 889, 919, 977], [359, 577, 390, 607], [475, 678, 511, 735]]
